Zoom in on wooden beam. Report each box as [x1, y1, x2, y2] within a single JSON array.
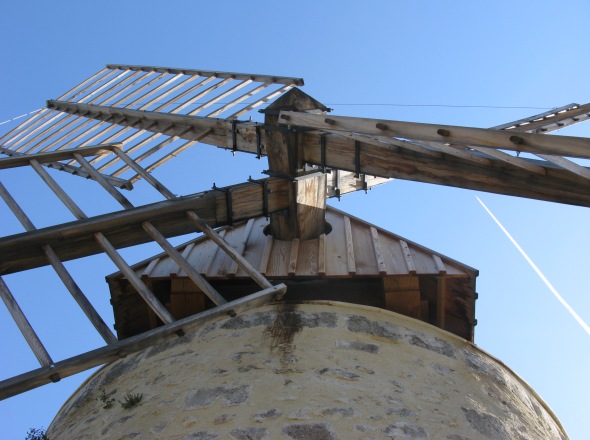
[[0, 147, 131, 189], [370, 227, 387, 275], [142, 221, 227, 306], [259, 235, 273, 275], [298, 131, 590, 208], [94, 231, 175, 325], [0, 278, 53, 368], [0, 178, 290, 275], [106, 64, 305, 86], [399, 240, 416, 275], [0, 144, 118, 169], [264, 88, 329, 240], [280, 111, 590, 159], [492, 103, 590, 134], [344, 216, 356, 275], [228, 218, 255, 276], [0, 284, 287, 400], [187, 212, 272, 289]]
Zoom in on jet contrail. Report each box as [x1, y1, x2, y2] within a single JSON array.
[[476, 196, 590, 336]]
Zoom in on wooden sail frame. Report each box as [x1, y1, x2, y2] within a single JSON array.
[[0, 65, 303, 184], [2, 64, 590, 402], [0, 142, 286, 399]]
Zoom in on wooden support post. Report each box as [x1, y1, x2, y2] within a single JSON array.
[[187, 211, 273, 289], [73, 153, 134, 209], [94, 232, 175, 324], [0, 284, 287, 400], [142, 221, 228, 307], [42, 245, 117, 344], [110, 146, 176, 200], [264, 88, 329, 240], [0, 277, 53, 368], [0, 180, 117, 344]]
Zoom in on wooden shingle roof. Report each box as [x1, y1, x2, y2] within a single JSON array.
[[110, 206, 477, 281]]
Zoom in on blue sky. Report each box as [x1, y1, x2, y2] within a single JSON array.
[[1, 1, 589, 438]]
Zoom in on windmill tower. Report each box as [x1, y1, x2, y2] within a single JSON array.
[[2, 65, 588, 439]]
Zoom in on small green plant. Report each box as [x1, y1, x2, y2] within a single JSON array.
[[119, 393, 143, 410], [25, 428, 47, 440], [97, 389, 115, 409]]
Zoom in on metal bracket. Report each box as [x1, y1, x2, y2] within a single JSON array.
[[334, 169, 341, 201], [212, 183, 233, 225], [354, 140, 361, 178], [248, 176, 269, 218], [255, 125, 262, 159]]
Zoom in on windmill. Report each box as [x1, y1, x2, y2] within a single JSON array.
[[1, 65, 588, 438]]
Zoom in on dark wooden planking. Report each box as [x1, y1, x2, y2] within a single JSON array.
[[298, 132, 590, 208], [0, 179, 290, 275], [0, 284, 287, 400]]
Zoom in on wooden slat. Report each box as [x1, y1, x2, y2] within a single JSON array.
[[288, 239, 300, 276], [42, 245, 117, 344], [370, 227, 387, 275], [536, 154, 590, 180], [0, 147, 131, 189], [46, 100, 246, 153], [200, 229, 226, 276], [94, 231, 175, 324], [399, 239, 416, 275], [493, 103, 590, 133], [227, 84, 294, 119], [0, 68, 109, 144], [432, 254, 447, 275], [0, 284, 287, 400], [228, 218, 255, 276], [0, 277, 53, 367], [176, 243, 196, 277], [74, 153, 134, 209], [111, 147, 176, 199], [343, 216, 356, 275], [259, 235, 274, 275], [0, 144, 116, 169], [142, 221, 227, 306], [188, 212, 272, 289], [192, 79, 253, 116], [281, 111, 590, 159], [141, 258, 160, 279]]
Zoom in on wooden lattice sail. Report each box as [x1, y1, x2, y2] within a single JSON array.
[[1, 64, 590, 421]]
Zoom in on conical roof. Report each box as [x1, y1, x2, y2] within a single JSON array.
[[107, 207, 477, 341]]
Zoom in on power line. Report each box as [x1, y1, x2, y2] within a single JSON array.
[[0, 108, 43, 126]]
